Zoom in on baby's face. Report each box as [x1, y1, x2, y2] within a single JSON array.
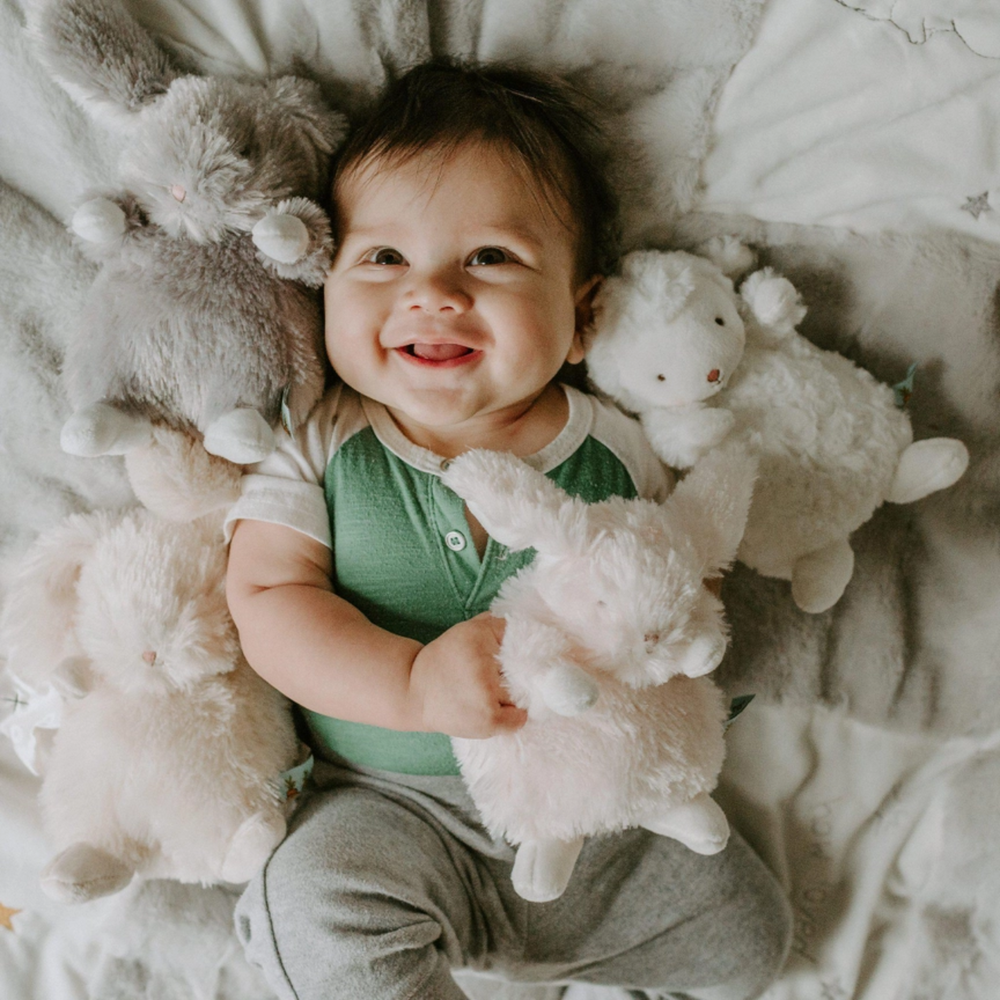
[[324, 141, 594, 446]]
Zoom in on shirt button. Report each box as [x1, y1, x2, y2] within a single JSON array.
[[445, 530, 467, 552], [439, 459, 452, 471]]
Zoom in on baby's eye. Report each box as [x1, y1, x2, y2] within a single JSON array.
[[468, 247, 512, 266], [363, 247, 407, 266]]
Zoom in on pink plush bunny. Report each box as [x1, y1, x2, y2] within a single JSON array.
[[442, 445, 756, 901]]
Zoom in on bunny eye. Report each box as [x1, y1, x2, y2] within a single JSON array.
[[715, 317, 725, 326]]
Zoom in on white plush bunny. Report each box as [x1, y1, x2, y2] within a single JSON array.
[[588, 249, 970, 614], [442, 445, 756, 902], [0, 508, 298, 903]]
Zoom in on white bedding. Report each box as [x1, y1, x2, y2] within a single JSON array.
[[2, 1, 999, 999], [699, 0, 1000, 243]]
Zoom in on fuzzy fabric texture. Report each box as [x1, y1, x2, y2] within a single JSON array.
[[443, 447, 753, 851], [588, 249, 969, 613], [0, 507, 299, 900]]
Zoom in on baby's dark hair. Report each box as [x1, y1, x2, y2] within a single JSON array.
[[331, 59, 620, 278]]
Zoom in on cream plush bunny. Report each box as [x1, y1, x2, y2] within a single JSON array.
[[33, 0, 346, 464], [587, 249, 970, 614], [0, 508, 298, 903], [442, 445, 756, 902]]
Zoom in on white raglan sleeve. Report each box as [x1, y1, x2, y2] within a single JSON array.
[[223, 385, 345, 548], [588, 393, 675, 502]]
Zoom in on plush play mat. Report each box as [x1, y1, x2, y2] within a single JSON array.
[[2, 1, 999, 998]]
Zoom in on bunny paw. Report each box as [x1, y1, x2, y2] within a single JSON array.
[[203, 409, 275, 465], [221, 811, 286, 884], [252, 213, 310, 264], [61, 403, 152, 457], [41, 842, 133, 903], [71, 198, 126, 243]]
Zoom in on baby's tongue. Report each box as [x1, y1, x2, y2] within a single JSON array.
[[411, 343, 469, 361]]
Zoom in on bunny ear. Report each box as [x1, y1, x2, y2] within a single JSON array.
[[0, 511, 107, 685], [663, 441, 758, 577], [32, 0, 179, 119], [739, 268, 806, 343], [695, 236, 758, 279], [441, 450, 591, 555], [265, 77, 348, 158]]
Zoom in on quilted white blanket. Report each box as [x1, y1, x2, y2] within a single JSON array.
[[2, 1, 999, 999]]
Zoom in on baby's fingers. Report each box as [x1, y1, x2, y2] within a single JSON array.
[[486, 702, 527, 733]]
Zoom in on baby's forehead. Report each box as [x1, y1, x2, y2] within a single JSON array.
[[334, 141, 580, 242]]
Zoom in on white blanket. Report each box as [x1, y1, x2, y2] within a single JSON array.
[[700, 0, 1000, 243], [2, 1, 1000, 999]]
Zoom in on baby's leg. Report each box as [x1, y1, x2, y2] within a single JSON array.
[[235, 778, 517, 1000], [521, 828, 792, 1000]]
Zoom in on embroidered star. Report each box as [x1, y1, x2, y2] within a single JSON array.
[[0, 903, 22, 932], [961, 192, 992, 220]]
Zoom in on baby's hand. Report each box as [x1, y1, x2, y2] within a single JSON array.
[[408, 613, 527, 739]]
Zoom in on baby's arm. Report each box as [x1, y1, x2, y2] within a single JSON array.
[[226, 519, 526, 738]]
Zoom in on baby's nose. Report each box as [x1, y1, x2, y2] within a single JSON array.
[[407, 268, 472, 313]]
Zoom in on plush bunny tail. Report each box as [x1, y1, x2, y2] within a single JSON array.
[[125, 424, 242, 522], [32, 0, 178, 115]]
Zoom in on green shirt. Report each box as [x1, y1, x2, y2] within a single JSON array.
[[228, 383, 671, 775]]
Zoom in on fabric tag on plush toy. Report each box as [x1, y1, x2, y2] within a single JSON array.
[[724, 694, 755, 729], [280, 385, 294, 434], [0, 677, 64, 775], [892, 363, 918, 409], [278, 755, 314, 801]]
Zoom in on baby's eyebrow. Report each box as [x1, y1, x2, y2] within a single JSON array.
[[475, 224, 545, 251], [336, 225, 391, 243], [339, 222, 546, 252]]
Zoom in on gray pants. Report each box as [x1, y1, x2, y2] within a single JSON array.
[[235, 758, 791, 1000]]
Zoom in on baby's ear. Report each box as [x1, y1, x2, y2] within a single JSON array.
[[31, 0, 179, 120], [573, 275, 603, 347]]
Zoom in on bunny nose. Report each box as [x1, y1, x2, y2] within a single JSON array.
[[644, 632, 661, 647], [169, 184, 186, 203], [142, 650, 157, 665], [707, 369, 721, 383]]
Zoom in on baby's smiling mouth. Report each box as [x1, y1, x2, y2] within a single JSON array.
[[407, 343, 471, 360], [399, 343, 478, 364]]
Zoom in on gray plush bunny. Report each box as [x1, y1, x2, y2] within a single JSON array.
[[34, 0, 347, 464]]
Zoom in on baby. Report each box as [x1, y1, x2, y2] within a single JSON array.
[[226, 61, 790, 1000]]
